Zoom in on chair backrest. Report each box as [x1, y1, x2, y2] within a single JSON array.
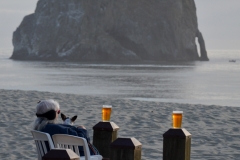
[[52, 134, 91, 159], [31, 130, 55, 160]]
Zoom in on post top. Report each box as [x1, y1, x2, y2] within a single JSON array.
[[110, 137, 142, 149], [93, 121, 120, 131], [163, 128, 191, 139], [42, 149, 80, 160]]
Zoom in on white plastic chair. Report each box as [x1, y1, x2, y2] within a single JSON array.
[[52, 134, 102, 160], [31, 130, 55, 160]]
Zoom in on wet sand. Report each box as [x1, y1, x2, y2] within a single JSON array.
[[0, 89, 239, 160]]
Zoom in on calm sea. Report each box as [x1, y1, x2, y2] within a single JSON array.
[[0, 49, 239, 107]]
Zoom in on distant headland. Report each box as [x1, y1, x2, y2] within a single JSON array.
[[11, 0, 209, 62]]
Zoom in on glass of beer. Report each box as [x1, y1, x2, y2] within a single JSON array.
[[172, 111, 183, 128], [102, 105, 112, 122]]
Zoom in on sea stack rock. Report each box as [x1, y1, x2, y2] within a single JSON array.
[[11, 0, 209, 62]]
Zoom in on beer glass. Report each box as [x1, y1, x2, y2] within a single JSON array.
[[172, 111, 183, 128], [102, 105, 112, 122]]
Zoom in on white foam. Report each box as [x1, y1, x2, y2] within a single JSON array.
[[173, 111, 183, 114], [102, 105, 112, 108]]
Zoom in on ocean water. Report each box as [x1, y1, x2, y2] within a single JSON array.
[[0, 49, 240, 107]]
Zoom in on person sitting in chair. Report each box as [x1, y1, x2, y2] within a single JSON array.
[[31, 99, 99, 156]]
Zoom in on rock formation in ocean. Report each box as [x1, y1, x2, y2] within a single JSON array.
[[11, 0, 209, 62]]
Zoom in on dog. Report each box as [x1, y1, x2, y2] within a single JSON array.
[[60, 113, 77, 125]]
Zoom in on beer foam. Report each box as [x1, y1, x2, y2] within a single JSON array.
[[173, 111, 183, 114], [102, 105, 112, 108]]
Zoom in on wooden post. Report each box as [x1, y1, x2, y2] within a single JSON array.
[[163, 128, 191, 160], [110, 137, 142, 160], [93, 121, 119, 159], [42, 149, 80, 160]]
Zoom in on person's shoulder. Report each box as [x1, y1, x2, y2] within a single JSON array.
[[44, 123, 86, 133], [58, 124, 77, 128], [48, 123, 68, 127], [44, 123, 70, 130], [41, 123, 73, 135]]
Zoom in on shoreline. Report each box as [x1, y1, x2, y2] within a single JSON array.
[[0, 88, 238, 108], [0, 89, 240, 159]]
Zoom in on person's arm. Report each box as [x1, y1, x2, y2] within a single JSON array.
[[58, 124, 98, 155], [74, 127, 90, 142], [77, 125, 86, 129]]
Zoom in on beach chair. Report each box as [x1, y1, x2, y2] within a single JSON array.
[[52, 134, 102, 160], [31, 130, 55, 160]]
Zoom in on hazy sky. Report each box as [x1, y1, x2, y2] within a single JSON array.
[[0, 0, 239, 50]]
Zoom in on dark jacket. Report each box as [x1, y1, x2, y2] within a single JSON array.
[[41, 123, 98, 156]]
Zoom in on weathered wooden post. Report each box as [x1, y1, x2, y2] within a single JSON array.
[[93, 121, 119, 159], [42, 149, 80, 160], [110, 137, 142, 160], [163, 128, 191, 160]]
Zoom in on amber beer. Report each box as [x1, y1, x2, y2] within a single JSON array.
[[172, 111, 183, 128], [102, 105, 112, 122]]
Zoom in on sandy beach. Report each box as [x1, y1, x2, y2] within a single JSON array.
[[0, 89, 240, 160]]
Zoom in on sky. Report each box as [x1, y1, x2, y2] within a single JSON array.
[[0, 0, 239, 51]]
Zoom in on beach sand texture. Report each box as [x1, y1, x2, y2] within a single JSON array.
[[0, 89, 240, 160]]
